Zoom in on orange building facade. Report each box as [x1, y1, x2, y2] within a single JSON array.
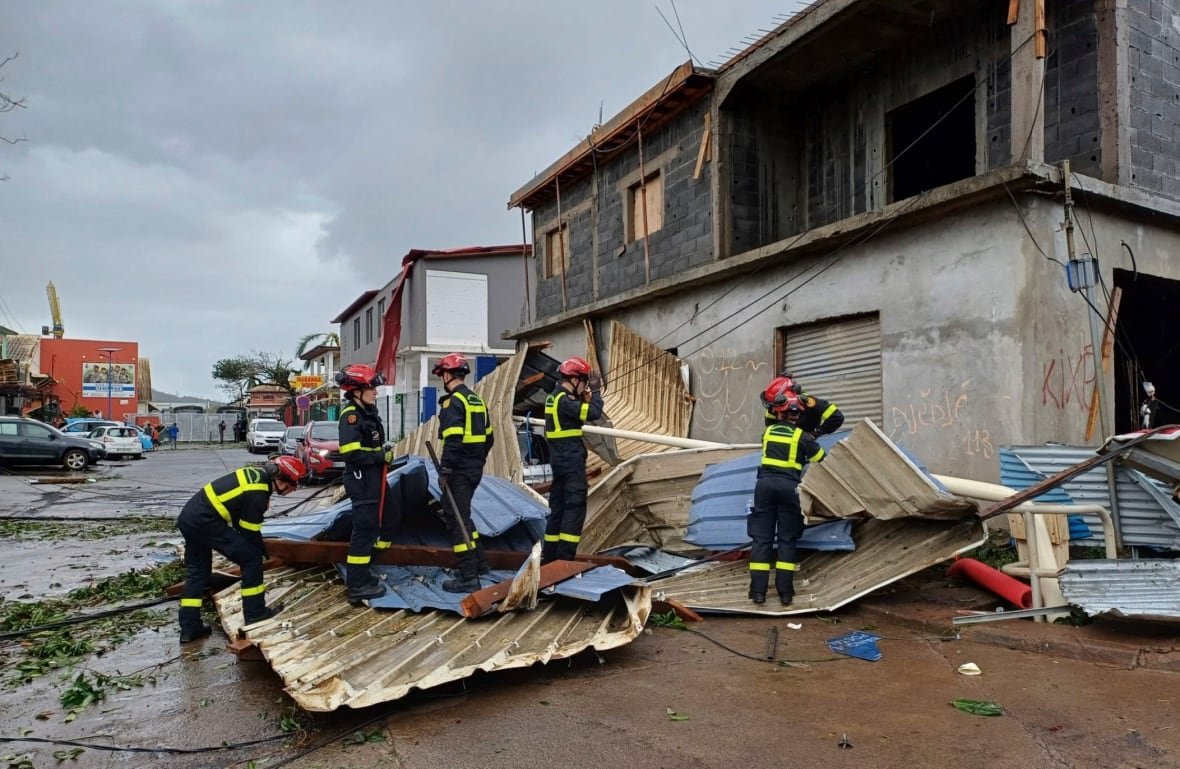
[[39, 338, 140, 421]]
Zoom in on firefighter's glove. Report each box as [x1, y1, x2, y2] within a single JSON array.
[[382, 442, 396, 465], [587, 372, 602, 392]]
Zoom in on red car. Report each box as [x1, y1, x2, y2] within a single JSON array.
[[297, 420, 344, 481]]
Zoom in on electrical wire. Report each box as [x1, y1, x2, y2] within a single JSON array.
[[0, 597, 173, 641], [0, 733, 291, 756], [656, 624, 847, 666]]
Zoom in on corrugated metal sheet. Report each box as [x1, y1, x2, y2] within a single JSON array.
[[0, 335, 39, 366], [599, 546, 698, 575], [214, 566, 652, 711], [783, 315, 882, 424], [1009, 445, 1180, 550], [1059, 560, 1180, 620], [545, 566, 636, 601], [582, 447, 755, 554], [588, 321, 694, 475], [359, 565, 517, 613], [800, 419, 977, 521], [998, 448, 1075, 504], [649, 518, 987, 616]]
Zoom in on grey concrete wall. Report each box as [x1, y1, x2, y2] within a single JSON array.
[[1126, 0, 1180, 199], [338, 278, 397, 368], [530, 99, 714, 319], [401, 254, 530, 349]]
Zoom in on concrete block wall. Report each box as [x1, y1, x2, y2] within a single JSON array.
[[1043, 0, 1102, 175], [1126, 0, 1180, 200], [531, 100, 714, 320]]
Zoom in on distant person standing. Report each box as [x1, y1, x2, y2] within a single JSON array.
[[168, 422, 180, 450], [218, 420, 227, 443]]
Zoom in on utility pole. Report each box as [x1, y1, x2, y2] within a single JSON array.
[[1062, 161, 1111, 439]]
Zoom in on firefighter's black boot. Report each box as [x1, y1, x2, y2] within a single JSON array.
[[776, 570, 796, 607], [179, 623, 212, 644], [244, 600, 285, 625], [442, 551, 481, 594], [474, 544, 491, 575], [749, 568, 770, 605]]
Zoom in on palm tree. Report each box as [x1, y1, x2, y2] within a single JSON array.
[[295, 332, 341, 372]]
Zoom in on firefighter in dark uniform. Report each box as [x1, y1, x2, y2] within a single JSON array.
[[762, 374, 845, 438], [542, 356, 604, 564], [334, 363, 397, 602], [749, 380, 826, 606], [433, 353, 494, 593], [176, 455, 305, 642]]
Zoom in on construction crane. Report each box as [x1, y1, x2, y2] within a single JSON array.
[[45, 282, 64, 339]]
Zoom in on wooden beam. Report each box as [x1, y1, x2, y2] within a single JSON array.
[[261, 539, 636, 573], [652, 597, 704, 623], [1085, 286, 1123, 442], [1007, 0, 1020, 25], [1034, 0, 1046, 58], [460, 560, 595, 618], [693, 111, 713, 181]]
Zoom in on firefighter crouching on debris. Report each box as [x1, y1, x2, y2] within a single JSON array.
[[750, 381, 826, 606], [335, 364, 396, 603], [542, 356, 604, 564], [176, 455, 305, 643], [763, 373, 845, 438], [434, 353, 494, 593]]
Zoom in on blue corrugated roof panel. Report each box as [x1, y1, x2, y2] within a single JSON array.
[[352, 565, 517, 613], [546, 566, 636, 601], [998, 448, 1075, 503]]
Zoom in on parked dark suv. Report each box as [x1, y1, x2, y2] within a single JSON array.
[[0, 416, 106, 470]]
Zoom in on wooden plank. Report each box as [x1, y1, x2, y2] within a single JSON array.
[[1085, 286, 1123, 442], [261, 539, 635, 573], [693, 111, 712, 181], [1034, 0, 1046, 58], [225, 637, 264, 661], [1007, 0, 1020, 25], [460, 560, 595, 618], [515, 371, 545, 393]]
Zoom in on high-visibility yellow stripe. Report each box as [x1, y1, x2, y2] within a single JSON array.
[[179, 598, 203, 608], [543, 534, 560, 542], [544, 392, 582, 439], [238, 519, 262, 532], [471, 531, 480, 540], [240, 584, 266, 597], [454, 542, 472, 553], [810, 447, 826, 463], [761, 425, 803, 470], [821, 403, 838, 421], [373, 540, 391, 550], [204, 483, 232, 523], [347, 554, 371, 565], [340, 405, 356, 415], [441, 426, 464, 438], [578, 402, 590, 420], [749, 562, 771, 571], [340, 441, 381, 454], [447, 391, 490, 444], [775, 561, 799, 572], [558, 533, 581, 543]]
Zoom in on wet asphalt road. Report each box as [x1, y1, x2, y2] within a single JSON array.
[[0, 447, 1177, 769]]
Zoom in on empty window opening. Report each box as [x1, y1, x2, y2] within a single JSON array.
[[888, 76, 976, 202], [627, 172, 664, 241], [544, 224, 570, 278], [352, 318, 361, 350], [1112, 269, 1180, 434]]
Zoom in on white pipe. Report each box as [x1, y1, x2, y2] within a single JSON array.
[[514, 416, 737, 450], [933, 475, 1117, 560], [1023, 511, 1044, 620]]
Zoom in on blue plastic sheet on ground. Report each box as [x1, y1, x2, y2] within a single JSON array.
[[826, 631, 883, 662], [337, 564, 517, 613]]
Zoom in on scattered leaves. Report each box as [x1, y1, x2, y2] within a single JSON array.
[[649, 611, 687, 630], [950, 698, 1003, 717], [343, 730, 386, 745], [665, 707, 690, 722], [52, 747, 84, 762]]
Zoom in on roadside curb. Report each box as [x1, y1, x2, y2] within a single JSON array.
[[850, 600, 1180, 672]]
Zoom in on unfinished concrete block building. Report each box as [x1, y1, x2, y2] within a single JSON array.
[[507, 0, 1180, 481]]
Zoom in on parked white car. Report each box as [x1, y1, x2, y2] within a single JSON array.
[[87, 425, 144, 460], [246, 418, 287, 454]]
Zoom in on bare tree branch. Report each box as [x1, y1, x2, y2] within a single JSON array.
[[1, 51, 26, 177]]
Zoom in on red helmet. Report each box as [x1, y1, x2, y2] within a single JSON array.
[[432, 353, 470, 377], [266, 455, 306, 484], [557, 356, 592, 380], [760, 376, 796, 409], [335, 364, 385, 392], [778, 373, 802, 394]]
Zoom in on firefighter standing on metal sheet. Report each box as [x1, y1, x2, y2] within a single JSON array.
[[335, 364, 397, 603], [763, 374, 845, 438], [433, 353, 495, 593], [542, 356, 604, 563], [749, 380, 826, 606], [176, 455, 305, 643]]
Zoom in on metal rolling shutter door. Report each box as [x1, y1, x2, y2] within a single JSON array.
[[783, 315, 882, 423]]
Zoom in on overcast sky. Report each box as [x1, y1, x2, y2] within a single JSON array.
[[0, 1, 799, 399]]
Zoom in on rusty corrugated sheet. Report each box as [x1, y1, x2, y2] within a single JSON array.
[[587, 322, 694, 475], [800, 419, 978, 520], [393, 343, 535, 496], [648, 518, 986, 616], [582, 447, 755, 554], [1059, 560, 1180, 620], [1, 335, 39, 367], [214, 566, 652, 712]]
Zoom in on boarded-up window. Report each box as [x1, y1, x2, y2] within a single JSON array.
[[544, 224, 570, 278], [627, 172, 664, 242], [776, 314, 882, 423]]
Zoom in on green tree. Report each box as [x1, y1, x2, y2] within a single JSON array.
[[211, 356, 255, 405], [294, 331, 340, 372], [251, 351, 299, 398]]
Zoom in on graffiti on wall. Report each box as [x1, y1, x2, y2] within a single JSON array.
[[694, 346, 769, 437], [888, 379, 993, 460], [1041, 344, 1095, 411]]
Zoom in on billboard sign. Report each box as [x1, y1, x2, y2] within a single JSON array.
[[82, 362, 136, 398]]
